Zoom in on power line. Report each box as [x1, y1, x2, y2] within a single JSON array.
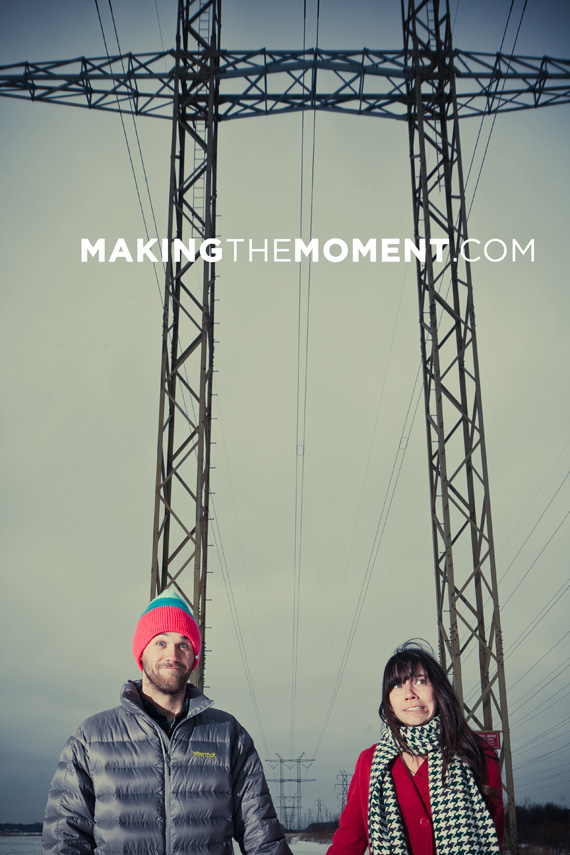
[[214, 391, 272, 732], [510, 686, 570, 731], [514, 737, 570, 769], [502, 513, 570, 611], [461, 467, 569, 688], [92, 0, 165, 305], [498, 470, 569, 589], [509, 659, 570, 717], [290, 0, 321, 756], [497, 440, 570, 562], [311, 265, 411, 724], [516, 759, 570, 782], [508, 630, 570, 693], [209, 493, 271, 758], [516, 777, 570, 796], [512, 723, 570, 758], [466, 0, 529, 218], [312, 372, 424, 756]]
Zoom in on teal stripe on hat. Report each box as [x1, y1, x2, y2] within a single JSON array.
[[140, 592, 195, 619]]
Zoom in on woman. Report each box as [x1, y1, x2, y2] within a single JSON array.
[[327, 642, 504, 855]]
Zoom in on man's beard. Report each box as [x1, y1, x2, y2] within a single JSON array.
[[143, 663, 191, 695]]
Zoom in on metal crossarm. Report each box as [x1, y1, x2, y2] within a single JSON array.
[[1, 49, 569, 119]]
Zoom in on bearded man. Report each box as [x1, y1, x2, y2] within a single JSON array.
[[42, 589, 291, 855]]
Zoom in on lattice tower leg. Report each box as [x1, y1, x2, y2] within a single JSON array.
[[150, 0, 221, 693], [402, 0, 517, 850]]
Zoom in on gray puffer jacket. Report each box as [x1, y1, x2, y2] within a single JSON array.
[[42, 681, 291, 855]]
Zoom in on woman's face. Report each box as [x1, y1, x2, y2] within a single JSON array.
[[388, 669, 437, 726]]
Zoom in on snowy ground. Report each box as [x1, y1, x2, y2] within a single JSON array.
[[287, 839, 335, 855], [287, 839, 567, 855]]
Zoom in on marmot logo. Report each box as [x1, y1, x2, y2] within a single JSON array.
[[192, 751, 216, 758]]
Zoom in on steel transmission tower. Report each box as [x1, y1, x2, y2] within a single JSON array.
[[402, 0, 518, 847], [266, 754, 316, 831], [336, 770, 351, 813], [3, 1, 570, 850], [149, 0, 221, 693]]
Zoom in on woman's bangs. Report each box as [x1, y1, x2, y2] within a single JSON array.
[[384, 655, 424, 693]]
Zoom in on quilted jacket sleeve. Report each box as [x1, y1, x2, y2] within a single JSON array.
[[231, 723, 292, 855], [42, 733, 96, 855]]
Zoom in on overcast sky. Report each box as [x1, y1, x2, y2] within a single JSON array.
[[0, 0, 569, 826]]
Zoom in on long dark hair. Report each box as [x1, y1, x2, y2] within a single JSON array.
[[379, 641, 493, 795]]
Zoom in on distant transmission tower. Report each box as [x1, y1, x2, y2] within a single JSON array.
[[335, 770, 350, 813], [266, 753, 316, 830]]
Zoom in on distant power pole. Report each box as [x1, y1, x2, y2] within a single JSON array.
[[314, 799, 324, 825], [266, 753, 316, 830], [335, 770, 351, 812]]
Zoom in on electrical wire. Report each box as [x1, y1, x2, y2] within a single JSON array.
[[312, 370, 424, 757], [209, 490, 272, 757], [506, 579, 570, 661], [513, 728, 570, 761], [92, 0, 165, 305], [214, 391, 272, 733], [515, 737, 570, 769], [502, 510, 570, 609], [498, 471, 569, 589], [516, 759, 570, 781], [510, 686, 570, 731], [508, 659, 570, 717], [516, 777, 570, 796], [312, 264, 411, 723], [290, 0, 320, 757], [465, 0, 529, 217], [463, 578, 570, 709], [460, 468, 569, 696], [508, 630, 570, 693], [497, 440, 570, 562]]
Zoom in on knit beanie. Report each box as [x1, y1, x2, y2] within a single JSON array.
[[133, 588, 201, 671]]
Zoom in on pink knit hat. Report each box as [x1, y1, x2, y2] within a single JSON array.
[[133, 589, 201, 671]]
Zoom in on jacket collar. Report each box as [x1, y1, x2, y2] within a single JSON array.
[[120, 679, 215, 718]]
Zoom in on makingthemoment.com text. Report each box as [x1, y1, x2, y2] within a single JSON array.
[[81, 237, 534, 264]]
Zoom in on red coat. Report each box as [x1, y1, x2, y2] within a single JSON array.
[[327, 743, 504, 855]]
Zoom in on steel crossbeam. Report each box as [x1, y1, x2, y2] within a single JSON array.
[[1, 49, 569, 119]]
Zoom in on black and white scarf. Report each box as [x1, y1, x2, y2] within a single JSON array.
[[367, 716, 499, 855]]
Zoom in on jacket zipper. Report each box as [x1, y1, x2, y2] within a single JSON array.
[[135, 696, 203, 854], [147, 719, 172, 855], [163, 746, 172, 855]]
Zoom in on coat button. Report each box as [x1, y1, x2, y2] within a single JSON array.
[[419, 818, 430, 827]]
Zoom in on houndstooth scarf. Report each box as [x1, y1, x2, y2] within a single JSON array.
[[367, 716, 499, 855]]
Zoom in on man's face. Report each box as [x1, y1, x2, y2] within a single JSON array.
[[141, 632, 195, 695]]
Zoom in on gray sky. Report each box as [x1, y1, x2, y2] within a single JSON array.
[[1, 0, 569, 825]]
